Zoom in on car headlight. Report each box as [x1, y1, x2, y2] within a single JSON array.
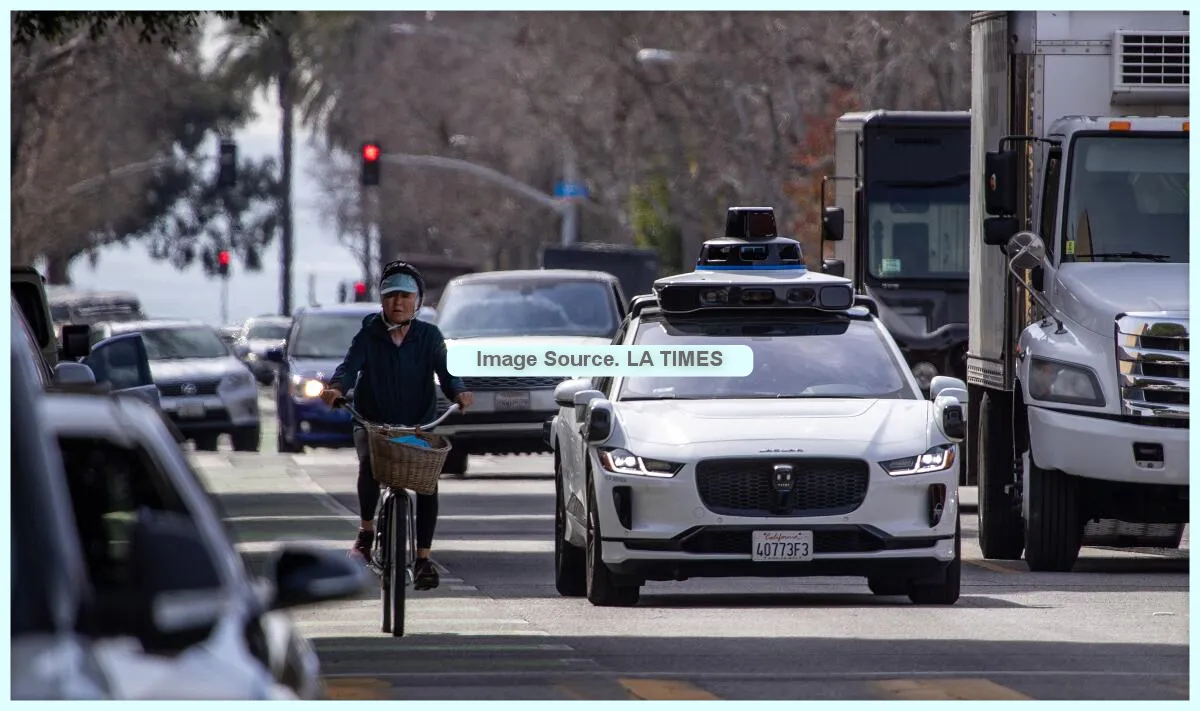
[[290, 374, 325, 399], [222, 371, 253, 389], [598, 447, 683, 478], [1028, 356, 1104, 407], [880, 444, 956, 476]]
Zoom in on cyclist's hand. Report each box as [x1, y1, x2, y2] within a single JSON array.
[[320, 388, 344, 408], [455, 391, 474, 412]]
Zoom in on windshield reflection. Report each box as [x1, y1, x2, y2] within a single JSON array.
[[438, 280, 616, 339]]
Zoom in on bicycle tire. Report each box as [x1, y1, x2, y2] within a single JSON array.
[[389, 492, 409, 638], [377, 488, 393, 634]]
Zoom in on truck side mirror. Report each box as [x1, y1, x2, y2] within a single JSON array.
[[822, 206, 844, 242], [821, 258, 846, 277], [984, 149, 1018, 217], [983, 216, 1020, 246]]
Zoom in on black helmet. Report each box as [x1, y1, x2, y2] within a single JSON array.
[[379, 260, 426, 305]]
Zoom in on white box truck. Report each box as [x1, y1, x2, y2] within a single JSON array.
[[966, 11, 1189, 571]]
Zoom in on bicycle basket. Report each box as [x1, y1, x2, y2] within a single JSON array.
[[364, 423, 451, 494]]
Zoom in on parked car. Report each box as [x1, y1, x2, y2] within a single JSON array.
[[268, 303, 379, 453], [88, 319, 261, 451], [235, 315, 292, 385], [12, 312, 370, 699], [432, 269, 627, 475]]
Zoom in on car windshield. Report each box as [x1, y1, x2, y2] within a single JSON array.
[[1062, 134, 1188, 263], [437, 280, 617, 339], [246, 322, 290, 340], [290, 312, 367, 358], [138, 326, 231, 360], [618, 316, 916, 400]]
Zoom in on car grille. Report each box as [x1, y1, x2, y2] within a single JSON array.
[[158, 379, 222, 397], [695, 457, 869, 517], [459, 376, 567, 391], [1115, 313, 1188, 421]]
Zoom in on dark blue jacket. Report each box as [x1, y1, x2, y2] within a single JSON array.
[[328, 313, 466, 427]]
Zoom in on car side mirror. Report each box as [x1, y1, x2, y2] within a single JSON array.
[[822, 206, 844, 242], [60, 323, 91, 361], [821, 258, 846, 277], [584, 401, 613, 443], [270, 544, 369, 611], [265, 346, 285, 363], [928, 375, 968, 403], [554, 377, 591, 407], [573, 388, 605, 421], [53, 361, 96, 386]]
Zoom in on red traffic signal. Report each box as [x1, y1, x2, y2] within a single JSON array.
[[354, 281, 366, 295], [362, 144, 381, 162], [218, 250, 231, 266], [361, 141, 382, 186]]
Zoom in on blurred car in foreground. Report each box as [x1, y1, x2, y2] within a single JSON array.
[[433, 269, 627, 475], [89, 319, 261, 451], [235, 315, 292, 386], [268, 303, 378, 453]]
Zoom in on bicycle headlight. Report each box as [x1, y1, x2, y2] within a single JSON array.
[[1028, 356, 1104, 407], [598, 447, 683, 477], [880, 444, 956, 476]]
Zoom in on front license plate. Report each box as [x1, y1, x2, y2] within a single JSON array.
[[752, 530, 813, 562], [177, 402, 206, 419], [494, 391, 531, 411]]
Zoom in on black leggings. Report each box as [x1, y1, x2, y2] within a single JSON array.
[[354, 427, 438, 549]]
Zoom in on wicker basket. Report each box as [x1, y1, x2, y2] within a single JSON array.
[[363, 423, 451, 494]]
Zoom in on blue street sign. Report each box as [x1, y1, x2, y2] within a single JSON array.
[[554, 181, 588, 198]]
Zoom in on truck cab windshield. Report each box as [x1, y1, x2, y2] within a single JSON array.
[[866, 179, 970, 281], [1062, 134, 1188, 264]]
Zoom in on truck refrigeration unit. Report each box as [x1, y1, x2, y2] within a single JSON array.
[[820, 111, 972, 402], [967, 11, 1189, 572]]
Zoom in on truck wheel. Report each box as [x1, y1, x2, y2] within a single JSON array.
[[1023, 460, 1083, 572], [977, 392, 1024, 559]]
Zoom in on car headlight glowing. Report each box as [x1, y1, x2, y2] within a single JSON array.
[[598, 447, 683, 477], [880, 444, 956, 476], [290, 374, 325, 399], [1028, 356, 1104, 407]]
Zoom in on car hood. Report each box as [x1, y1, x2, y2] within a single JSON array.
[[616, 398, 932, 449], [149, 357, 245, 383], [287, 357, 342, 381], [444, 335, 613, 348], [1056, 263, 1189, 335]]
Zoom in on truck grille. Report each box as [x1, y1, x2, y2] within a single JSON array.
[[695, 458, 869, 517], [1115, 313, 1188, 420]]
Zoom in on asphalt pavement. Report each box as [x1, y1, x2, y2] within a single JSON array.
[[190, 393, 1189, 700]]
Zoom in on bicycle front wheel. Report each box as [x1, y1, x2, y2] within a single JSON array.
[[388, 491, 409, 638]]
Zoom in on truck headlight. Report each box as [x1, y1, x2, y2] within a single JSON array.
[[880, 444, 956, 476], [598, 447, 683, 477], [1028, 356, 1105, 407]]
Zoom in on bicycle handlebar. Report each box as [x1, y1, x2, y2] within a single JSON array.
[[333, 397, 461, 433]]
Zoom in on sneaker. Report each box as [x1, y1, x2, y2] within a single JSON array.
[[349, 529, 373, 562], [413, 558, 440, 590]]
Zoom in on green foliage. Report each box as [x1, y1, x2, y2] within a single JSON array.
[[629, 175, 682, 275], [12, 11, 277, 49]]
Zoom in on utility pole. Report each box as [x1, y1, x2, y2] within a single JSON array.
[[278, 29, 296, 317]]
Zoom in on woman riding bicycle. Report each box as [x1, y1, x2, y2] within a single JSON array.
[[320, 261, 474, 590]]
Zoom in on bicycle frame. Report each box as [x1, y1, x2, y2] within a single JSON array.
[[334, 400, 460, 637]]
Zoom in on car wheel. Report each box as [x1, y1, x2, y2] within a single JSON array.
[[584, 471, 640, 607], [866, 577, 907, 596], [194, 434, 219, 451], [232, 426, 261, 452], [277, 429, 303, 454], [442, 442, 468, 478], [554, 453, 586, 597], [907, 515, 962, 605]]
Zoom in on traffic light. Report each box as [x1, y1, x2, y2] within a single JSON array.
[[353, 281, 370, 302], [217, 140, 238, 188], [218, 250, 231, 278], [361, 142, 381, 186]]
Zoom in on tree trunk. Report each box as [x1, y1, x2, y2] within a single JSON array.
[[278, 31, 296, 316], [44, 251, 73, 285]]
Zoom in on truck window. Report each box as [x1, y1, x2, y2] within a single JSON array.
[[866, 183, 970, 280], [1038, 150, 1062, 259], [11, 281, 52, 349]]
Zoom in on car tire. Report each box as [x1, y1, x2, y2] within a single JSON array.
[[277, 430, 303, 454], [554, 453, 586, 597], [442, 443, 468, 478], [866, 577, 907, 596], [584, 471, 640, 607], [907, 516, 961, 606], [194, 434, 219, 451], [232, 426, 261, 452]]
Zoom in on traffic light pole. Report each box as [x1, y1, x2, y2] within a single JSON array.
[[220, 275, 230, 325]]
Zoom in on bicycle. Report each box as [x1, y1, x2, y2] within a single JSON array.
[[332, 398, 461, 638]]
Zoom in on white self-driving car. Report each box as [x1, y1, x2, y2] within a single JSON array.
[[548, 209, 968, 607]]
